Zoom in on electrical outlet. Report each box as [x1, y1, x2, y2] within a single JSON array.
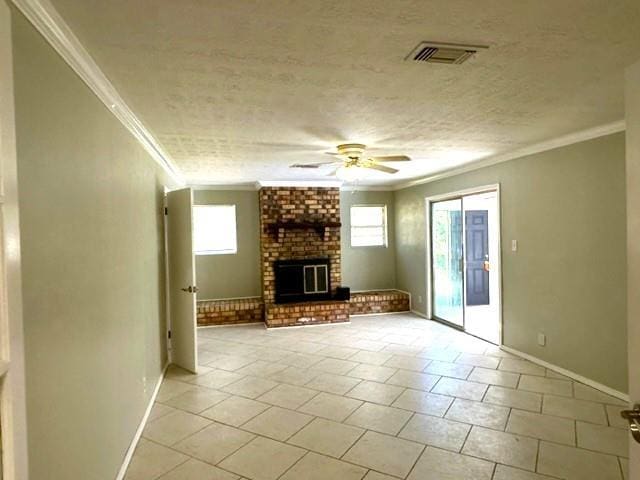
[[418, 295, 423, 303], [537, 333, 546, 346], [512, 239, 518, 252]]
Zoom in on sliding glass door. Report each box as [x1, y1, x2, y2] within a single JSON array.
[[431, 199, 464, 327]]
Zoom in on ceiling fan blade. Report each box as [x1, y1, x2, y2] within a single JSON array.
[[366, 164, 399, 174], [369, 155, 411, 162], [290, 161, 339, 169]]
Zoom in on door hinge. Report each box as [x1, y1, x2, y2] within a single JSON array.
[[167, 330, 171, 339], [164, 207, 168, 215]]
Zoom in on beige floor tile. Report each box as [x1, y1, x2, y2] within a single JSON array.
[[455, 353, 500, 369], [606, 404, 628, 429], [498, 358, 546, 376], [241, 406, 313, 440], [222, 376, 279, 399], [384, 354, 431, 372], [268, 366, 320, 386], [280, 451, 367, 480], [577, 421, 628, 456], [349, 350, 394, 365], [163, 387, 231, 414], [343, 431, 424, 478], [363, 472, 399, 480], [431, 377, 487, 401], [468, 367, 519, 388], [173, 422, 255, 464], [574, 383, 627, 406], [156, 379, 197, 402], [143, 410, 211, 446], [347, 363, 398, 382], [445, 398, 510, 430], [399, 413, 471, 451], [157, 458, 239, 480], [305, 372, 362, 395], [483, 385, 542, 412], [543, 395, 607, 424], [287, 417, 364, 458], [316, 345, 360, 359], [148, 403, 177, 422], [311, 357, 360, 375], [124, 438, 189, 480], [298, 391, 363, 421], [462, 426, 538, 470], [190, 369, 246, 389], [506, 409, 575, 445], [200, 396, 269, 426], [207, 354, 257, 372], [345, 402, 412, 435], [392, 389, 454, 416], [346, 380, 405, 405], [235, 360, 288, 377], [493, 464, 556, 480], [537, 441, 622, 480], [385, 370, 440, 391], [545, 369, 572, 381], [164, 365, 214, 383], [424, 360, 473, 379], [407, 447, 494, 480], [218, 436, 306, 480], [518, 375, 573, 397], [278, 353, 324, 369], [256, 383, 319, 409], [418, 346, 460, 362]]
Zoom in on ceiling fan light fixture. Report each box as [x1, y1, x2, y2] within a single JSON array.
[[335, 165, 366, 182]]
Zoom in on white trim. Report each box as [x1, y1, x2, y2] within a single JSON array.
[[411, 309, 429, 319], [392, 120, 626, 191], [189, 183, 260, 191], [265, 321, 351, 330], [0, 3, 29, 478], [10, 0, 184, 186], [197, 322, 264, 329], [340, 185, 394, 192], [257, 180, 342, 188], [424, 184, 503, 345], [115, 363, 169, 480], [501, 346, 629, 402]]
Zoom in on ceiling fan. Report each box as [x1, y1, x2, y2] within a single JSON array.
[[290, 143, 411, 179]]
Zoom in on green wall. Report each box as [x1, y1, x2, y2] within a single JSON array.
[[395, 133, 627, 392], [12, 9, 171, 480], [340, 190, 397, 291], [194, 189, 261, 300]]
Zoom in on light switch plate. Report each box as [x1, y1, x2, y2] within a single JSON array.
[[512, 239, 518, 251], [537, 333, 546, 346]]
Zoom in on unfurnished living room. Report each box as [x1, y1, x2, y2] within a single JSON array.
[[0, 1, 640, 480]]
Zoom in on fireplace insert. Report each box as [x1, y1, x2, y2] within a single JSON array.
[[274, 257, 331, 304]]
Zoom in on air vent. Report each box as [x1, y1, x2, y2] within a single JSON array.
[[406, 42, 488, 65]]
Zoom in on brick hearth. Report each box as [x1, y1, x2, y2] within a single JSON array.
[[259, 186, 349, 327]]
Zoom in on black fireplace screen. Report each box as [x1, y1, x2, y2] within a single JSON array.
[[274, 257, 331, 303]]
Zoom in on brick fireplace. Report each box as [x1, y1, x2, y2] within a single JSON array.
[[259, 186, 349, 327]]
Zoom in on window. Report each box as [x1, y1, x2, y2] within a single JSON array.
[[193, 205, 237, 255], [350, 205, 387, 247]]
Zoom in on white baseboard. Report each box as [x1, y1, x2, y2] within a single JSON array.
[[198, 322, 264, 329], [500, 346, 629, 402], [115, 362, 169, 480], [265, 321, 351, 330], [410, 309, 430, 319]]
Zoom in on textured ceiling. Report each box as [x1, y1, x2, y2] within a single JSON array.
[[49, 0, 640, 185]]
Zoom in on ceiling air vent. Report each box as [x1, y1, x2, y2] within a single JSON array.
[[406, 42, 488, 65]]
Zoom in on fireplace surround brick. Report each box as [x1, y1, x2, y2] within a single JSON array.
[[259, 186, 348, 327]]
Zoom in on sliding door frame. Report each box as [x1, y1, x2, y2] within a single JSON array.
[[424, 183, 503, 345]]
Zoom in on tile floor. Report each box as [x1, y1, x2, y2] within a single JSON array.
[[125, 313, 629, 480]]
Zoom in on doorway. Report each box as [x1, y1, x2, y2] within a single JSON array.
[[427, 186, 501, 344]]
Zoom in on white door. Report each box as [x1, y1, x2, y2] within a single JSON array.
[[166, 188, 198, 373], [625, 60, 640, 478]]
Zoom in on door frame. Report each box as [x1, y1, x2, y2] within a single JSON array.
[[424, 183, 503, 345], [0, 2, 29, 478]]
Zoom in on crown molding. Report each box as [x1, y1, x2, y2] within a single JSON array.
[[391, 120, 626, 191], [11, 0, 184, 186], [257, 180, 343, 188], [340, 185, 394, 192], [189, 183, 259, 191]]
